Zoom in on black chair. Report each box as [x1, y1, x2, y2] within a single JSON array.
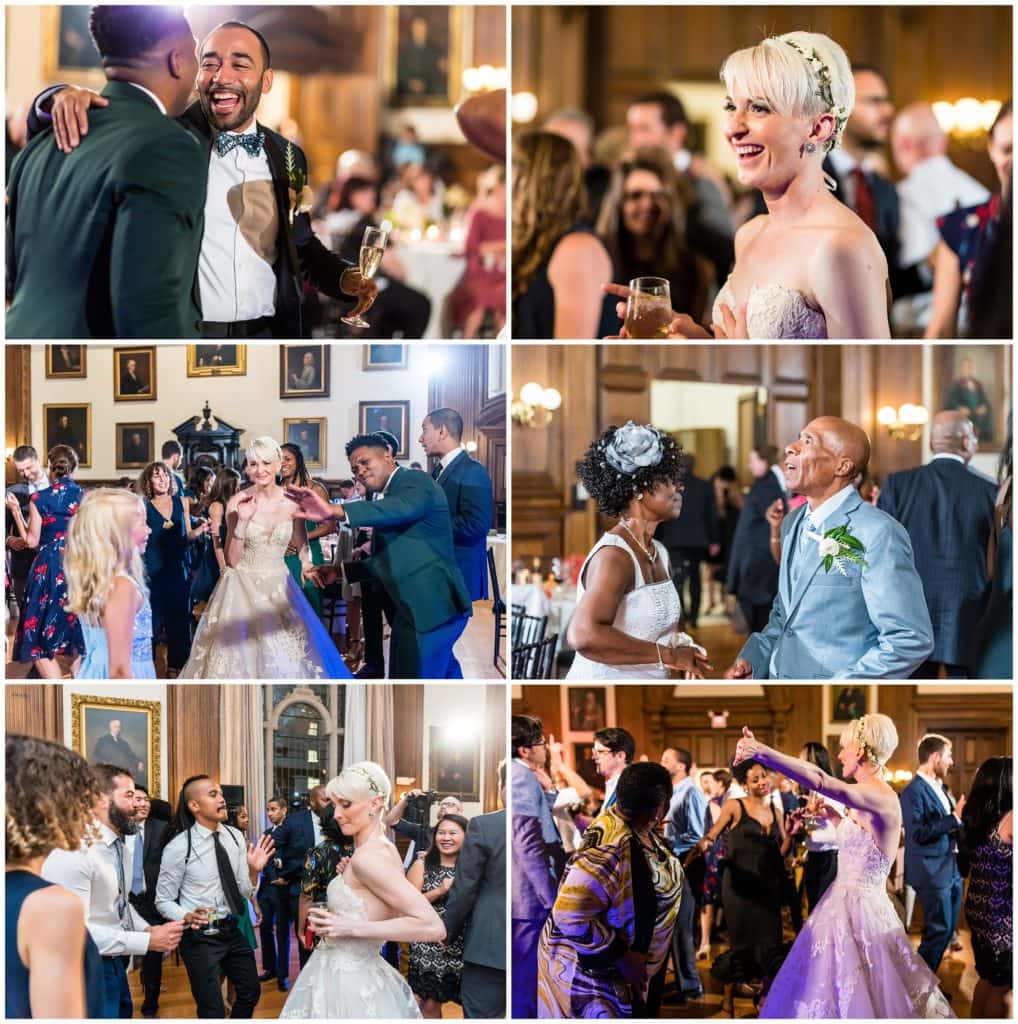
[[511, 611, 547, 649], [512, 633, 559, 680], [320, 580, 347, 640], [487, 547, 506, 672]]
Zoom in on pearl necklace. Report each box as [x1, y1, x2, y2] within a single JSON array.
[[619, 520, 657, 563]]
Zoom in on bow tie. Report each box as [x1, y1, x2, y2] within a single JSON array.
[[216, 130, 265, 158]]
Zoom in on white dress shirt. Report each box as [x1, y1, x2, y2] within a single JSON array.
[[381, 464, 403, 496], [803, 483, 858, 534], [310, 810, 324, 850], [917, 768, 954, 815], [155, 822, 253, 922], [198, 121, 278, 323], [42, 822, 150, 957], [436, 447, 465, 481]]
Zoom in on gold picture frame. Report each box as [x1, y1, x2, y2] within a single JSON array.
[[363, 344, 408, 371], [42, 6, 105, 82], [45, 345, 87, 379], [283, 417, 327, 469], [43, 402, 92, 468], [71, 692, 162, 798], [113, 346, 157, 402], [384, 6, 466, 108], [186, 345, 248, 377], [116, 422, 155, 470]]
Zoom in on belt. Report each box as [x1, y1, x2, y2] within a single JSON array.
[[198, 316, 273, 338]]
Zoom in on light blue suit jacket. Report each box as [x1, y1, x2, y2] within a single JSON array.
[[738, 492, 933, 678]]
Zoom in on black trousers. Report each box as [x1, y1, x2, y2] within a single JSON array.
[[460, 963, 506, 1018], [671, 547, 708, 626], [150, 568, 192, 671], [257, 883, 291, 978], [179, 921, 260, 1018], [911, 659, 969, 679], [802, 849, 838, 912], [138, 948, 164, 1014], [368, 279, 431, 340], [739, 596, 775, 635], [361, 581, 395, 675], [291, 891, 312, 969]]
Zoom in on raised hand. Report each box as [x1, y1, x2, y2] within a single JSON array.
[[247, 833, 275, 873], [50, 86, 108, 153], [284, 484, 334, 522], [234, 493, 258, 523], [765, 498, 786, 532], [733, 726, 762, 765]]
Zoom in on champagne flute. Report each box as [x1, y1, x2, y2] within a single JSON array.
[[341, 226, 388, 329], [623, 276, 672, 339]]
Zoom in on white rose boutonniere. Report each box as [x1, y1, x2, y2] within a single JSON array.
[[804, 523, 869, 576], [285, 142, 314, 225]]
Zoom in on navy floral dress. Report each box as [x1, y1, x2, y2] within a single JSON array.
[[937, 193, 1001, 334], [14, 480, 85, 661]]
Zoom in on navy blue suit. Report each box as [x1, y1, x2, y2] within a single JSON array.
[[900, 774, 962, 972], [435, 451, 494, 601], [726, 470, 785, 632], [257, 823, 292, 979], [878, 458, 996, 674], [272, 810, 321, 970]]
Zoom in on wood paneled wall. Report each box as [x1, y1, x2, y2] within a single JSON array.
[[5, 685, 62, 741], [5, 346, 32, 486], [166, 685, 222, 803]]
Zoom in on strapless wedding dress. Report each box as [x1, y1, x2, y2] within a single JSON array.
[[761, 815, 954, 1019], [179, 518, 350, 679], [280, 875, 422, 1019], [713, 279, 827, 338]]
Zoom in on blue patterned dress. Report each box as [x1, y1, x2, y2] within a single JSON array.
[[76, 576, 156, 678], [14, 480, 85, 661]]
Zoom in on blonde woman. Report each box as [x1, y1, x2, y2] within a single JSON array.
[[65, 488, 154, 679], [733, 716, 953, 1018], [281, 762, 443, 1019], [608, 32, 891, 339], [179, 437, 349, 679]]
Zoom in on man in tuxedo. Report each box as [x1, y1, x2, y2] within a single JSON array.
[[29, 20, 376, 339], [656, 454, 720, 629], [289, 433, 472, 679], [128, 784, 170, 1018], [93, 719, 145, 776], [878, 411, 997, 677], [7, 7, 205, 338], [725, 417, 934, 679], [444, 762, 506, 1019], [727, 444, 788, 633], [256, 796, 292, 990], [900, 734, 964, 973], [419, 407, 494, 601]]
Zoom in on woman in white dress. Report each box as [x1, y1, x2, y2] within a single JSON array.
[[607, 32, 890, 339], [733, 716, 954, 1019], [565, 422, 712, 679], [179, 436, 350, 679], [281, 762, 444, 1019]]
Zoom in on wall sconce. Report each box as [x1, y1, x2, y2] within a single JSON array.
[[877, 403, 929, 441], [511, 91, 539, 124], [461, 65, 507, 94], [891, 769, 914, 784], [4, 448, 14, 460], [932, 98, 1002, 145], [464, 440, 478, 453], [512, 381, 561, 428], [708, 710, 729, 729]]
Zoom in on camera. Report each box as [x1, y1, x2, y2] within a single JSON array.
[[403, 790, 440, 825]]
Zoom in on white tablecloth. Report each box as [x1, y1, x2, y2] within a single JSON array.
[[398, 241, 466, 338], [486, 534, 507, 597], [509, 583, 577, 653]]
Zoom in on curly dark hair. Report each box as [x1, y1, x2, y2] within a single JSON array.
[[577, 424, 684, 517], [136, 461, 172, 500], [615, 762, 673, 823], [731, 757, 765, 786], [345, 432, 396, 458], [7, 734, 99, 864]]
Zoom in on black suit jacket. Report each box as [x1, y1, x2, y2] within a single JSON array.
[[436, 451, 494, 601], [656, 472, 720, 552], [726, 470, 785, 606], [130, 817, 168, 925], [877, 458, 996, 668]]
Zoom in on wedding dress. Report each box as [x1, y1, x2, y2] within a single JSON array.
[[179, 518, 350, 679], [761, 815, 954, 1019], [280, 874, 422, 1019], [566, 533, 698, 680], [713, 279, 828, 339]]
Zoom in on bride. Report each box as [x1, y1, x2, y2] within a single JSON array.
[[607, 31, 890, 339], [179, 437, 350, 679], [565, 422, 712, 679], [733, 717, 954, 1018], [281, 762, 444, 1019]]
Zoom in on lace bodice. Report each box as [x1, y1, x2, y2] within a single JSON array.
[[714, 279, 828, 339], [235, 518, 294, 576], [831, 814, 891, 892], [314, 875, 382, 963]]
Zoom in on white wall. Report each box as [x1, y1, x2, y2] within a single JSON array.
[[651, 380, 760, 464], [30, 343, 431, 478], [421, 683, 489, 821]]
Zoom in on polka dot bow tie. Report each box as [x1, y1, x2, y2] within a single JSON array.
[[216, 130, 265, 158]]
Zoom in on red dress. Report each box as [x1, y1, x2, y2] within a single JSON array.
[[450, 206, 506, 325]]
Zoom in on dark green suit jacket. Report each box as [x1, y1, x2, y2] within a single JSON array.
[[344, 468, 472, 633], [6, 81, 207, 338]]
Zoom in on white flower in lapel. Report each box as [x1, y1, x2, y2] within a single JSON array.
[[284, 141, 313, 225], [803, 522, 869, 576]]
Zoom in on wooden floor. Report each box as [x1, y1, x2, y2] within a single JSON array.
[[128, 941, 464, 1019]]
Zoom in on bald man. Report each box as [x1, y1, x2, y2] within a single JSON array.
[[878, 412, 997, 677], [725, 417, 933, 679]]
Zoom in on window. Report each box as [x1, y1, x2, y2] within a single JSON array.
[[268, 686, 345, 807]]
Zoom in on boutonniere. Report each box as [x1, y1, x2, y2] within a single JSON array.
[[284, 142, 314, 225], [804, 524, 869, 576]]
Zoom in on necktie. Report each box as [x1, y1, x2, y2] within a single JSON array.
[[850, 167, 878, 232], [112, 837, 128, 921], [131, 827, 145, 896], [799, 511, 816, 551], [212, 830, 245, 917], [216, 130, 266, 158], [431, 463, 442, 481]]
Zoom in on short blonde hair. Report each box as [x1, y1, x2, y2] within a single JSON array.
[[721, 31, 855, 151], [246, 435, 283, 466], [326, 761, 392, 808], [65, 488, 148, 622], [840, 713, 898, 767]]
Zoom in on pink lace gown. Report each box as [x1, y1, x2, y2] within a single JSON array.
[[760, 815, 954, 1019]]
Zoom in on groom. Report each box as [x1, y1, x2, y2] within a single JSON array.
[[724, 417, 933, 678], [286, 432, 472, 678]]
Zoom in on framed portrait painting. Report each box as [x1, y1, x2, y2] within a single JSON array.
[[428, 725, 479, 801], [113, 346, 156, 401], [386, 6, 464, 107], [186, 345, 247, 377], [45, 344, 86, 379], [359, 400, 410, 459], [43, 6, 103, 78], [931, 345, 1011, 452], [567, 687, 607, 733], [43, 403, 91, 468], [824, 685, 877, 737], [280, 345, 330, 399], [283, 417, 327, 469], [116, 422, 154, 470], [363, 344, 408, 371], [71, 693, 162, 797]]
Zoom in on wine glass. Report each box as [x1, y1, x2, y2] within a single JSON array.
[[341, 226, 389, 329], [201, 905, 220, 936], [623, 276, 672, 339]]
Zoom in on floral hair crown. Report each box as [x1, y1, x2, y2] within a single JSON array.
[[782, 38, 849, 150], [346, 765, 384, 798], [599, 421, 677, 486], [847, 715, 886, 767]]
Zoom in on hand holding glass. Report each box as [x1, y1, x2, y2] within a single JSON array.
[[623, 277, 672, 339], [341, 226, 388, 328]]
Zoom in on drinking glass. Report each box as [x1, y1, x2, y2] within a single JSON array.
[[341, 226, 389, 328], [623, 276, 672, 339], [201, 905, 220, 936]]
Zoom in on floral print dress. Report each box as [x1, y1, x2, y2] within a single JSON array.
[[14, 479, 85, 661]]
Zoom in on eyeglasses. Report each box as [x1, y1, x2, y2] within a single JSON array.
[[623, 190, 668, 204], [592, 746, 613, 757]]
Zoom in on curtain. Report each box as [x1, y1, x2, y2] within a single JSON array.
[[344, 685, 395, 788], [220, 684, 266, 834]]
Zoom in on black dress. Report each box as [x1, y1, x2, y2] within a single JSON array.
[[143, 494, 191, 671], [408, 864, 464, 1004], [713, 798, 786, 986]]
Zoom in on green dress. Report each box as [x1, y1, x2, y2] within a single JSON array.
[[285, 521, 327, 616]]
